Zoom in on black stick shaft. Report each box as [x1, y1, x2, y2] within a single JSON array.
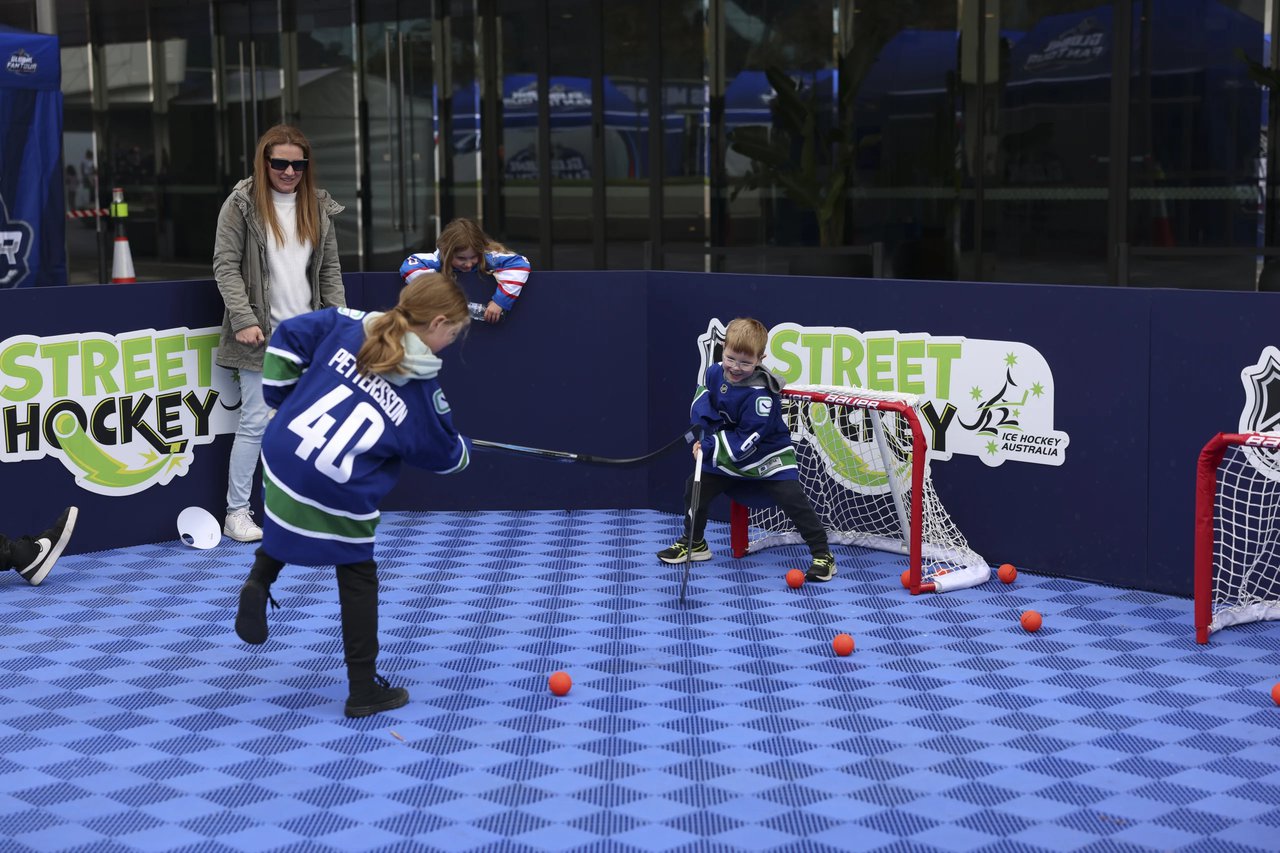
[[473, 430, 692, 467], [679, 446, 703, 604]]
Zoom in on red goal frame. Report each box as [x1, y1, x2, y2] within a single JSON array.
[[1194, 430, 1280, 643], [727, 387, 936, 592]]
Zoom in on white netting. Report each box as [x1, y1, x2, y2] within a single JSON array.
[[740, 385, 989, 592], [1208, 444, 1280, 633]]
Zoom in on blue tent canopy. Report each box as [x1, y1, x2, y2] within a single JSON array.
[[1007, 0, 1261, 88], [0, 24, 66, 287]]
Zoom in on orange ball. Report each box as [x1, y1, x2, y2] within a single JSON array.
[[998, 563, 1018, 584], [548, 671, 572, 696], [832, 633, 855, 656], [1272, 682, 1280, 706], [900, 570, 912, 588], [786, 569, 805, 588], [1020, 610, 1042, 632]]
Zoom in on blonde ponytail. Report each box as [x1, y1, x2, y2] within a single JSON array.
[[356, 309, 412, 376], [355, 277, 469, 376]]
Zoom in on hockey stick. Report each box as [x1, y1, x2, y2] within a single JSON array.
[[472, 429, 694, 467], [678, 443, 703, 605]]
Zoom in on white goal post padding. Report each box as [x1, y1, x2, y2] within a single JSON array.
[[1195, 432, 1280, 643], [729, 384, 990, 593]]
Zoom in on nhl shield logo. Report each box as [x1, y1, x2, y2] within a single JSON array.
[[1239, 346, 1280, 480], [0, 195, 33, 288], [695, 319, 728, 384]]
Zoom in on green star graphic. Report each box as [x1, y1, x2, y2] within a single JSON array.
[[970, 385, 983, 400], [1004, 352, 1018, 367], [985, 440, 999, 455], [1031, 382, 1045, 398], [1012, 409, 1021, 419]]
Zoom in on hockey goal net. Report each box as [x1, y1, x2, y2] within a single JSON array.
[[1194, 432, 1280, 643], [729, 384, 989, 593]]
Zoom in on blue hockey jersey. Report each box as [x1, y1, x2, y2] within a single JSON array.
[[259, 308, 470, 566], [399, 249, 531, 311], [691, 363, 798, 480]]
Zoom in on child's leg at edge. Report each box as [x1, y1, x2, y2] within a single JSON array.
[[248, 548, 286, 587], [683, 473, 730, 543], [336, 559, 379, 685], [767, 480, 831, 556]]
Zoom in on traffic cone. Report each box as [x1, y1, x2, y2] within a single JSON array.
[[110, 187, 136, 283]]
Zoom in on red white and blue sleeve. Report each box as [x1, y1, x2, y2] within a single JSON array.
[[485, 251, 531, 311], [399, 250, 443, 285]]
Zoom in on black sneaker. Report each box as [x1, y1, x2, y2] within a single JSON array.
[[234, 579, 278, 645], [805, 552, 837, 582], [17, 507, 78, 586], [345, 674, 409, 718], [656, 538, 712, 565]]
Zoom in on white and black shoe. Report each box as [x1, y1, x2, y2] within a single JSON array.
[[17, 506, 78, 586]]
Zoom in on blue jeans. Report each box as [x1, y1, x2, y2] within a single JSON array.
[[226, 368, 270, 514]]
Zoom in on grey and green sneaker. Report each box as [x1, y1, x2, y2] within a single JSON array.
[[657, 538, 712, 565]]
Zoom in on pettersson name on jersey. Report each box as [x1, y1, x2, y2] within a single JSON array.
[[325, 347, 407, 426]]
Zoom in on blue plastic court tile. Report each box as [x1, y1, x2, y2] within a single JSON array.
[[1, 509, 1278, 851]]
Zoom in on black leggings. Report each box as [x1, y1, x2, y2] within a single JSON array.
[[0, 534, 35, 571], [682, 473, 829, 557], [251, 548, 380, 684]]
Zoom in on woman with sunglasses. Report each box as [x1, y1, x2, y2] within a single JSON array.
[[213, 124, 347, 543]]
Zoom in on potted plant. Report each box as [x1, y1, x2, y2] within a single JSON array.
[[729, 65, 858, 256], [727, 4, 907, 275]]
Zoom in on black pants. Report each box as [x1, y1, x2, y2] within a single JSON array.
[[682, 472, 829, 557], [250, 548, 380, 684], [0, 533, 35, 571]]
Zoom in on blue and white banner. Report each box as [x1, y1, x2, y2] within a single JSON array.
[[0, 24, 66, 288]]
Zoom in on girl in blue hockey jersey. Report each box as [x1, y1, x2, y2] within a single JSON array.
[[233, 276, 472, 718], [657, 317, 837, 582], [399, 217, 530, 323]]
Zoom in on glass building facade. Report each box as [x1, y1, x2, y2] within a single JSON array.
[[4, 0, 1275, 290]]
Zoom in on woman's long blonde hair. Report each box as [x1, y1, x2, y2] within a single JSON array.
[[434, 218, 511, 283], [252, 124, 320, 248], [357, 276, 469, 375]]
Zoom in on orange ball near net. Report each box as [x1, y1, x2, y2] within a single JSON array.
[[832, 634, 855, 656], [998, 563, 1018, 583], [548, 671, 572, 696], [786, 569, 805, 589], [899, 570, 911, 589], [1020, 610, 1043, 632], [1272, 682, 1280, 707]]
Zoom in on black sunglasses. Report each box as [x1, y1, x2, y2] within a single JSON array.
[[267, 157, 308, 172]]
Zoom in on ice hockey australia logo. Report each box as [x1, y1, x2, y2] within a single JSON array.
[[1239, 346, 1280, 480]]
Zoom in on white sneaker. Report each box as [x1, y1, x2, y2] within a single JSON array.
[[223, 509, 263, 542]]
